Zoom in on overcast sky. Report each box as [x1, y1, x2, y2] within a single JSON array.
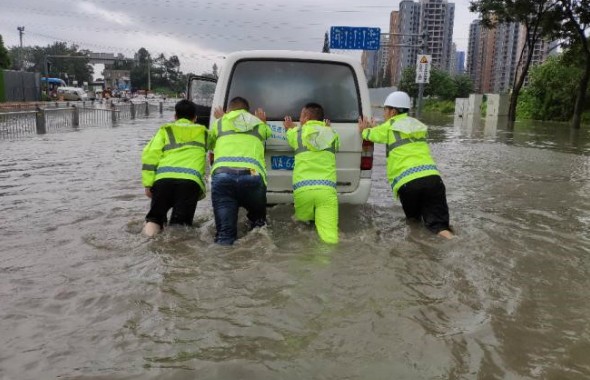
[[1, 0, 477, 76]]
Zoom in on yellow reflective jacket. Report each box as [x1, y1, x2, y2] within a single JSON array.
[[208, 109, 272, 184], [286, 120, 340, 192], [362, 113, 439, 197], [141, 118, 208, 199]]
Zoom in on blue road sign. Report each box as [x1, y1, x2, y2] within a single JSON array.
[[330, 26, 381, 50]]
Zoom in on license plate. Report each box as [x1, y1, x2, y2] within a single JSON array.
[[271, 155, 294, 170]]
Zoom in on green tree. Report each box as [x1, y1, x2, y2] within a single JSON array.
[[470, 0, 562, 124], [556, 0, 590, 129], [0, 34, 10, 69], [130, 47, 150, 89], [518, 51, 585, 121], [426, 69, 456, 100], [8, 42, 93, 84], [398, 66, 419, 99], [453, 74, 473, 98], [399, 66, 472, 101]]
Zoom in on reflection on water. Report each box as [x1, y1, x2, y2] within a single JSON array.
[[1, 113, 590, 379], [452, 114, 590, 155]]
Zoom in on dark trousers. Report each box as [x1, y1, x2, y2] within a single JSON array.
[[397, 175, 450, 234], [145, 178, 202, 227], [211, 170, 267, 245]]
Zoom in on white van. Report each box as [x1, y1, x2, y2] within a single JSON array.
[[57, 87, 88, 101], [188, 50, 374, 204]]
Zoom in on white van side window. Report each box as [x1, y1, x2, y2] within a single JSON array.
[[227, 60, 360, 122]]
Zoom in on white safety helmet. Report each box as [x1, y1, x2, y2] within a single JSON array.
[[384, 91, 411, 110]]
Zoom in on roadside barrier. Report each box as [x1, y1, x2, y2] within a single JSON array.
[[0, 100, 169, 138]]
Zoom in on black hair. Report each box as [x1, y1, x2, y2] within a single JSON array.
[[228, 96, 250, 111], [386, 106, 409, 115], [303, 102, 324, 121], [175, 99, 198, 120]]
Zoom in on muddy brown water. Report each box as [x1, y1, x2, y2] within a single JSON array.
[[1, 113, 589, 379]]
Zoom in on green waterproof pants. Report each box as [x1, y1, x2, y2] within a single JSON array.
[[293, 187, 339, 244]]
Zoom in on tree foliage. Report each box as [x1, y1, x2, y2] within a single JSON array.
[[8, 42, 93, 84], [518, 51, 588, 121], [0, 34, 10, 69], [398, 66, 474, 101], [555, 0, 590, 129], [469, 0, 562, 123]]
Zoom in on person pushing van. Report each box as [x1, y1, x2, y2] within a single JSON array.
[[358, 91, 453, 239], [141, 99, 208, 237], [209, 97, 272, 245], [284, 103, 340, 244]]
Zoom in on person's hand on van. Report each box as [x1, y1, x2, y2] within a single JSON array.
[[255, 108, 267, 123], [283, 116, 296, 130], [358, 116, 375, 132], [213, 106, 225, 119]]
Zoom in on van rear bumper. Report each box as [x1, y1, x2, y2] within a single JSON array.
[[266, 178, 372, 205]]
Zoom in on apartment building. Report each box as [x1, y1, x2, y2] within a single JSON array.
[[386, 0, 455, 86], [468, 19, 556, 94]]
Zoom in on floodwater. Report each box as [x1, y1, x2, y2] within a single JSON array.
[[1, 113, 590, 380]]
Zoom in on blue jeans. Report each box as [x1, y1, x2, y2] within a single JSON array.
[[211, 171, 267, 245]]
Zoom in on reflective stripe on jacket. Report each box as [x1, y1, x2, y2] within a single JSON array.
[[141, 118, 208, 198], [208, 109, 272, 184], [286, 120, 340, 192], [362, 113, 439, 197]]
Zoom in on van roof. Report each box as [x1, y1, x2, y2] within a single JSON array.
[[58, 86, 85, 91], [225, 50, 359, 65]]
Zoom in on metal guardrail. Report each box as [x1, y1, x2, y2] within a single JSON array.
[[0, 111, 37, 138], [0, 101, 168, 138]]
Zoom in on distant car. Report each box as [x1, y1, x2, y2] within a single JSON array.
[[57, 87, 88, 101]]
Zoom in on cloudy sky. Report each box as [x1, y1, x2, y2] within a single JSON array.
[[1, 0, 477, 75]]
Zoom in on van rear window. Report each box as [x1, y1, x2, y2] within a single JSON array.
[[227, 60, 361, 122]]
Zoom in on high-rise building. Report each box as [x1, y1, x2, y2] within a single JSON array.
[[420, 0, 455, 71], [387, 0, 455, 86], [467, 19, 555, 93], [467, 20, 481, 88], [455, 51, 465, 75], [361, 35, 391, 87], [361, 50, 379, 86]]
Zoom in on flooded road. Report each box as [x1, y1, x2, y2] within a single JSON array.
[[1, 113, 590, 379]]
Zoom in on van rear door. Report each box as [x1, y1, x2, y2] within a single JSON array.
[[225, 59, 364, 194]]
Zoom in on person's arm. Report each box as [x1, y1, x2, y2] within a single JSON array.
[[285, 127, 300, 150], [334, 131, 341, 153], [254, 108, 274, 140], [207, 118, 218, 151], [284, 116, 299, 150], [359, 118, 390, 144], [141, 129, 166, 193]]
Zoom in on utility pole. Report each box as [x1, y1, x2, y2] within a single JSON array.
[[17, 26, 24, 70], [416, 31, 428, 118], [17, 26, 26, 101], [147, 54, 151, 92]]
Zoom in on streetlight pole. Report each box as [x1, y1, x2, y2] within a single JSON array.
[[416, 31, 428, 118], [147, 54, 151, 92], [17, 26, 25, 70]]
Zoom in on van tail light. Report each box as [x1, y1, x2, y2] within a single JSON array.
[[361, 140, 374, 170]]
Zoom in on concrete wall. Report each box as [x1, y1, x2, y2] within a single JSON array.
[[485, 93, 510, 117], [1, 70, 41, 102]]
